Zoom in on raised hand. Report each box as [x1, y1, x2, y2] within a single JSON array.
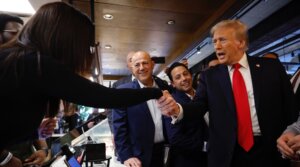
[[39, 117, 57, 138]]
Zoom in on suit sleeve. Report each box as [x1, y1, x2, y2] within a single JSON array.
[[180, 72, 208, 120], [285, 113, 300, 134], [25, 55, 162, 109], [112, 107, 133, 163], [164, 116, 203, 151], [277, 60, 299, 126]]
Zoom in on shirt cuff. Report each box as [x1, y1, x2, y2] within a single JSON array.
[[171, 103, 183, 124]]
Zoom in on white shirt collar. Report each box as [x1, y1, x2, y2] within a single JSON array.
[[228, 53, 249, 71], [131, 75, 136, 81], [137, 78, 157, 88]]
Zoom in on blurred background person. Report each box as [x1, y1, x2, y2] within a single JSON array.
[[262, 52, 279, 59], [0, 13, 23, 45]]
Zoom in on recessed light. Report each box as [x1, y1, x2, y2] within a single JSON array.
[[103, 14, 113, 20], [167, 20, 175, 25], [104, 44, 112, 49]]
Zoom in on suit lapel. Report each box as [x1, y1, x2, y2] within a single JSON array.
[[248, 56, 261, 111], [217, 65, 236, 113]]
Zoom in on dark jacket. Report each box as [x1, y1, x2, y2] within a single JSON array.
[[164, 89, 208, 167], [113, 76, 171, 167], [182, 56, 297, 167]]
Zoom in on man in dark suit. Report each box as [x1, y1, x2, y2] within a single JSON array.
[[165, 62, 208, 167], [113, 51, 171, 167], [111, 51, 136, 88], [158, 19, 297, 167], [107, 51, 136, 133]]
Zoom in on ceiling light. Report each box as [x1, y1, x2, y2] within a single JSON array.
[[0, 0, 35, 15], [167, 20, 175, 25], [196, 47, 201, 54], [103, 14, 113, 20], [104, 44, 112, 49]]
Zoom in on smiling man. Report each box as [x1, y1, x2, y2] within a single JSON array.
[[164, 62, 208, 167], [112, 51, 172, 167]]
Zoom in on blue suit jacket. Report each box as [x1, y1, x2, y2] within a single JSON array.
[[164, 89, 208, 167], [112, 76, 171, 167], [182, 56, 297, 167]]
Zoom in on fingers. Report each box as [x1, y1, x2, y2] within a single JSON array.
[[157, 90, 179, 117], [288, 135, 300, 151], [39, 117, 58, 137], [277, 142, 294, 158], [124, 157, 142, 167], [23, 152, 44, 166], [277, 133, 297, 159]]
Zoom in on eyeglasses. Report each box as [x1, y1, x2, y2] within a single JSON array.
[[2, 29, 19, 34]]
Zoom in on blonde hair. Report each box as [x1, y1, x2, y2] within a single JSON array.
[[210, 19, 249, 51]]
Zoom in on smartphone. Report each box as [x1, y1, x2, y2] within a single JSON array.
[[66, 156, 81, 167]]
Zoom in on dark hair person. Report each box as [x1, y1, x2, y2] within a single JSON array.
[[0, 2, 162, 166]]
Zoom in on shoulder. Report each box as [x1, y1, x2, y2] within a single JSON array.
[[248, 55, 283, 69], [116, 81, 135, 89], [113, 75, 132, 88]]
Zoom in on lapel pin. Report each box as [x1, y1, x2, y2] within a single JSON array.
[[256, 64, 260, 68]]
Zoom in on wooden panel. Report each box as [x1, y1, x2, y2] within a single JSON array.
[[94, 3, 208, 33], [93, 0, 224, 14], [71, 0, 239, 76]]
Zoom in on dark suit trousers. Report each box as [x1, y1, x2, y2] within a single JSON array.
[[231, 136, 290, 167], [150, 142, 165, 167]]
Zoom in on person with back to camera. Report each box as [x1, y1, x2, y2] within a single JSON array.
[[0, 2, 164, 167], [1, 13, 58, 167], [157, 19, 297, 167]]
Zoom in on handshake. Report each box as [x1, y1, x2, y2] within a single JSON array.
[[157, 90, 181, 117], [277, 132, 300, 160]]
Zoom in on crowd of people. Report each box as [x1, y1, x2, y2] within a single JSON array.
[[0, 1, 300, 167]]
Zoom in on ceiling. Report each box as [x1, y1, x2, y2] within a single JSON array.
[[4, 0, 300, 81], [66, 0, 251, 80]]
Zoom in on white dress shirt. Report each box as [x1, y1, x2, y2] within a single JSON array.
[[138, 79, 165, 143], [227, 53, 261, 135]]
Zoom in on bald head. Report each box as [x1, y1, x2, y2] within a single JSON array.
[[131, 51, 154, 86], [126, 51, 135, 72], [262, 52, 279, 59]]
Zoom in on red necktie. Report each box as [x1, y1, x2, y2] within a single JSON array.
[[232, 63, 254, 152]]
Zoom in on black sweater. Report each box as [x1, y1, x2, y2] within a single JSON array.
[[0, 49, 162, 149]]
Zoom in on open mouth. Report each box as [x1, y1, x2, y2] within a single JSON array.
[[217, 52, 225, 59]]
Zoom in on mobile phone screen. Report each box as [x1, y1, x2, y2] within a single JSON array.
[[67, 156, 81, 167]]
